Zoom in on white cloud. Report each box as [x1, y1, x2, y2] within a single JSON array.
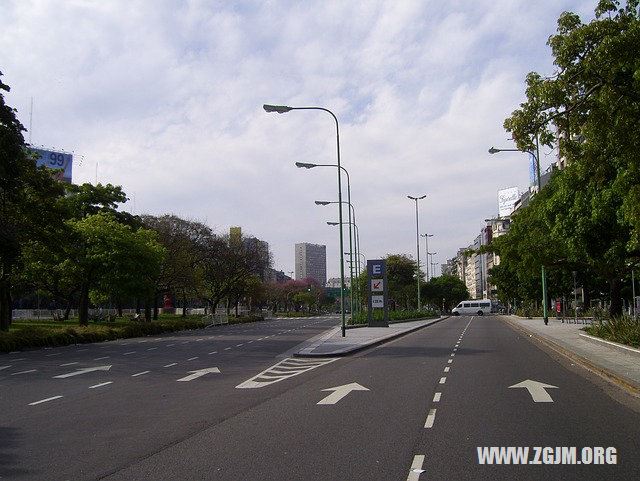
[[1, 0, 597, 278]]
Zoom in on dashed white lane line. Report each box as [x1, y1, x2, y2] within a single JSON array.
[[45, 352, 61, 357], [94, 356, 110, 361], [11, 369, 37, 376], [164, 363, 177, 368], [0, 365, 12, 370], [29, 395, 63, 406], [236, 343, 244, 347], [147, 347, 157, 351], [447, 359, 453, 364], [188, 357, 199, 361], [424, 409, 437, 428], [77, 349, 88, 352], [59, 362, 79, 367], [407, 454, 426, 481], [89, 381, 113, 389], [167, 344, 175, 347], [439, 377, 447, 384], [450, 353, 455, 357], [132, 371, 150, 377], [433, 392, 442, 403], [208, 351, 217, 355], [123, 351, 136, 356], [224, 347, 232, 351], [444, 367, 450, 372]]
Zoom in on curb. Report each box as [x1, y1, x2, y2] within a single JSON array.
[[294, 316, 449, 358], [501, 317, 640, 395], [579, 333, 640, 359]]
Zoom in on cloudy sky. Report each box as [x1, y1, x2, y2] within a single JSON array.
[[1, 0, 596, 280]]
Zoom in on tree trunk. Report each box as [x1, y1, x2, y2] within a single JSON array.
[[153, 293, 159, 320], [0, 275, 12, 332], [64, 300, 72, 320], [116, 300, 123, 318], [609, 276, 622, 318], [78, 281, 90, 326], [144, 299, 152, 322], [182, 290, 187, 317]]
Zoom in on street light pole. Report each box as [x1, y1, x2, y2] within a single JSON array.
[[421, 233, 434, 281], [408, 195, 426, 311], [489, 143, 549, 325], [265, 104, 347, 336]]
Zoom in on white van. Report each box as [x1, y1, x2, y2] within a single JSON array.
[[452, 300, 492, 316]]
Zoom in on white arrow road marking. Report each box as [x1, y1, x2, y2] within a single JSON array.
[[509, 379, 558, 402], [407, 455, 426, 481], [317, 382, 369, 405], [176, 367, 220, 382], [53, 365, 112, 379]]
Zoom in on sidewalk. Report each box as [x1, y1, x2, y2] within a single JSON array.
[[503, 315, 640, 394], [293, 317, 446, 357]]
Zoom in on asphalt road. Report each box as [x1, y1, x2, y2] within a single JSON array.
[[2, 315, 639, 480]]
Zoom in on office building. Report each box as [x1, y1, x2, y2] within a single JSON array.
[[295, 243, 327, 285]]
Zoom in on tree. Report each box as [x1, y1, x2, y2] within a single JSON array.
[[386, 254, 420, 309], [423, 275, 469, 312], [503, 0, 640, 315], [0, 73, 65, 330]]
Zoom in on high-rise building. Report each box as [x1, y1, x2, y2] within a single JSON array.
[[295, 243, 326, 285]]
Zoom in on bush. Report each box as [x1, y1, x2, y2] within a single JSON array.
[[350, 309, 438, 325], [584, 316, 640, 348]]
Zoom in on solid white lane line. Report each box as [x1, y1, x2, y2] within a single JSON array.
[[433, 392, 442, 402], [29, 396, 63, 406], [60, 362, 79, 367], [164, 363, 177, 368], [407, 454, 426, 481], [424, 409, 437, 428], [11, 369, 36, 376], [89, 381, 113, 389], [132, 371, 149, 377], [439, 377, 447, 384]]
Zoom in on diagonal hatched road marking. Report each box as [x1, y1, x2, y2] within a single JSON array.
[[235, 357, 338, 389]]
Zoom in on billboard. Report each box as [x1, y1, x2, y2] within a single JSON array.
[[529, 152, 537, 187], [26, 146, 73, 183], [498, 186, 519, 217]]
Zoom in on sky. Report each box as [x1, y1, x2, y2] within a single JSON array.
[[1, 0, 597, 281]]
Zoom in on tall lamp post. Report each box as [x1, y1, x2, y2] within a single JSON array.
[[489, 144, 549, 325], [428, 252, 438, 279], [296, 160, 357, 319], [264, 104, 347, 337], [421, 233, 434, 281], [326, 217, 361, 319], [408, 195, 426, 310]]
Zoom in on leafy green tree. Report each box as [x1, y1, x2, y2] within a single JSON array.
[[0, 73, 65, 330], [386, 254, 422, 309], [503, 0, 640, 315], [423, 275, 469, 312]]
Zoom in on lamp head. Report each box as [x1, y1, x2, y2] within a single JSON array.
[[327, 222, 339, 226], [263, 104, 293, 113], [295, 162, 317, 169], [488, 147, 500, 154], [315, 200, 331, 205]]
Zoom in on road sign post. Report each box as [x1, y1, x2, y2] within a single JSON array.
[[367, 259, 389, 327]]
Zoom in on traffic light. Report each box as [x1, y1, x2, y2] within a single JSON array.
[[307, 284, 312, 292]]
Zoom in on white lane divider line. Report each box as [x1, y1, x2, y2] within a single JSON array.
[[444, 367, 450, 372], [236, 343, 244, 347], [123, 351, 136, 356], [236, 357, 338, 389], [447, 359, 453, 364], [433, 392, 442, 403], [224, 347, 232, 351], [407, 454, 426, 481], [0, 365, 12, 370], [167, 344, 175, 347], [450, 353, 455, 357], [147, 347, 157, 351], [208, 351, 218, 355], [29, 395, 63, 406], [45, 352, 61, 357], [439, 377, 447, 384], [11, 369, 37, 376], [60, 362, 78, 367], [132, 371, 150, 377], [188, 357, 199, 361], [94, 356, 110, 361], [424, 409, 437, 428], [164, 363, 177, 368], [89, 381, 113, 389]]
